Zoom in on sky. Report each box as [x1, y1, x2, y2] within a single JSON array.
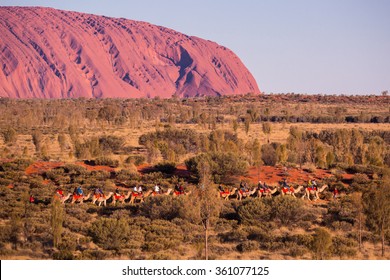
[[1, 0, 389, 95]]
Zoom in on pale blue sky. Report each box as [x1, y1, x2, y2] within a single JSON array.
[[1, 0, 389, 95]]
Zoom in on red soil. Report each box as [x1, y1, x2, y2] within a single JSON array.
[[241, 165, 334, 186]]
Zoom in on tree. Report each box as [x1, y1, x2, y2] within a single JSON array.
[[310, 227, 332, 260], [262, 122, 272, 143], [197, 160, 222, 260], [51, 199, 64, 248], [363, 183, 390, 257]]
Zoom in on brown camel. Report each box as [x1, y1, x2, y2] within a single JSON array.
[[302, 184, 328, 201], [129, 190, 153, 205], [111, 190, 132, 205], [237, 187, 257, 200], [92, 192, 114, 206], [54, 193, 72, 204], [218, 187, 238, 200], [172, 189, 191, 197], [70, 192, 91, 204], [256, 186, 278, 198], [280, 185, 304, 198], [150, 188, 173, 197]]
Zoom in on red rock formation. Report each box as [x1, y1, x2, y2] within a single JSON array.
[[0, 7, 260, 98]]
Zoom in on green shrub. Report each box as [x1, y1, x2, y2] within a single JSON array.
[[94, 157, 119, 167], [89, 218, 131, 251], [237, 199, 271, 225], [270, 196, 305, 226]]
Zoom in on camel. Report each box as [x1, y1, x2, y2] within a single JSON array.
[[237, 187, 257, 201], [150, 188, 173, 197], [70, 192, 92, 204], [172, 189, 191, 197], [218, 187, 238, 200], [256, 187, 278, 198], [53, 193, 72, 204], [280, 185, 304, 198], [111, 190, 132, 205], [129, 190, 153, 205], [302, 184, 328, 201], [92, 192, 114, 206]]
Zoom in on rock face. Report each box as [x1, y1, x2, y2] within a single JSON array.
[[0, 7, 260, 99]]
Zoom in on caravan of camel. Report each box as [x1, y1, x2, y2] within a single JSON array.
[[46, 179, 332, 207]]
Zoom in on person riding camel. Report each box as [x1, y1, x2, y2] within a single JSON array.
[[312, 179, 318, 191], [281, 178, 290, 193], [154, 184, 160, 194], [263, 182, 270, 192], [94, 187, 104, 198], [179, 185, 184, 195], [55, 188, 64, 198], [240, 181, 248, 193], [76, 186, 84, 196], [115, 187, 122, 197], [257, 181, 264, 190]]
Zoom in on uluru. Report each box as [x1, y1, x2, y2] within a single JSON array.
[[0, 6, 260, 99]]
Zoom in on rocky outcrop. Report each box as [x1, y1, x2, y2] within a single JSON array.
[[0, 7, 260, 99]]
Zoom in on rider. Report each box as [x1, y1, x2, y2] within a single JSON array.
[[179, 185, 184, 195], [154, 184, 160, 194], [55, 187, 64, 198], [115, 187, 121, 196], [282, 178, 289, 192], [312, 179, 318, 191], [94, 187, 104, 197], [137, 185, 143, 194], [76, 186, 84, 196], [240, 181, 248, 193]]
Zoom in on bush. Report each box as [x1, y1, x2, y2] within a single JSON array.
[[261, 144, 277, 166], [270, 196, 305, 226], [94, 157, 119, 168], [236, 240, 259, 252], [154, 162, 176, 174], [125, 155, 145, 166], [88, 218, 132, 251], [237, 199, 271, 225], [1, 127, 17, 144], [332, 236, 357, 259]]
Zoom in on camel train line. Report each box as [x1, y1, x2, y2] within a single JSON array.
[[46, 180, 330, 207], [218, 182, 330, 201]]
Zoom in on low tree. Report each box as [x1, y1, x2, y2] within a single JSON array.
[[51, 199, 63, 249], [363, 183, 390, 257], [310, 227, 332, 260]]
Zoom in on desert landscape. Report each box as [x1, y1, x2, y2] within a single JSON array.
[[0, 93, 389, 260], [0, 6, 389, 261]]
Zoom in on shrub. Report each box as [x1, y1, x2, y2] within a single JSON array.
[[270, 196, 305, 226], [236, 240, 259, 252], [332, 236, 358, 259], [154, 162, 176, 174], [98, 135, 124, 154], [310, 227, 332, 260], [125, 155, 145, 166], [261, 144, 277, 166], [1, 127, 17, 144], [94, 157, 119, 168], [142, 220, 183, 252], [237, 199, 271, 225], [89, 218, 131, 251]]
